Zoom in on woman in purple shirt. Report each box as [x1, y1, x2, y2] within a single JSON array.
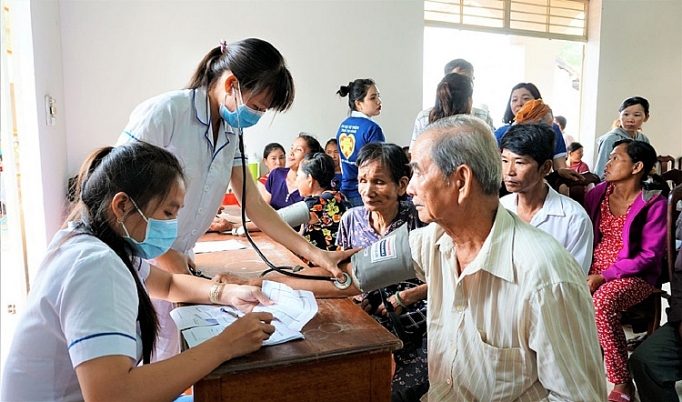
[[584, 139, 668, 402], [263, 133, 322, 210]]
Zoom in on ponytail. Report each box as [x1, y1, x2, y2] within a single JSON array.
[[336, 78, 375, 112], [185, 38, 295, 112], [65, 142, 185, 364]]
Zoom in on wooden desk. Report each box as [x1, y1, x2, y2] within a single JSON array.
[[192, 232, 403, 402], [195, 231, 301, 279]]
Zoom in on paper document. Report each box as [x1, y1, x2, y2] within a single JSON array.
[[193, 239, 247, 254], [170, 281, 318, 348]]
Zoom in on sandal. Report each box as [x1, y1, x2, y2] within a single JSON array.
[[626, 334, 647, 351], [608, 389, 632, 402]]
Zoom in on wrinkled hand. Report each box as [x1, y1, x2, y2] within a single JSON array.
[[218, 312, 275, 360], [226, 285, 273, 313], [312, 248, 360, 281], [557, 168, 584, 182], [375, 295, 404, 317], [209, 217, 233, 233], [359, 297, 373, 313], [587, 274, 606, 293]]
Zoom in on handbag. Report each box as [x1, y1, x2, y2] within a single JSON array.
[[363, 281, 427, 349]]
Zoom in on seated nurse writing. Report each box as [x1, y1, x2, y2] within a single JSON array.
[[0, 142, 275, 402]]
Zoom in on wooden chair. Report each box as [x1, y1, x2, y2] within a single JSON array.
[[657, 155, 675, 175], [662, 169, 682, 191], [677, 156, 682, 170], [621, 184, 682, 339], [547, 171, 600, 207], [667, 184, 682, 283]]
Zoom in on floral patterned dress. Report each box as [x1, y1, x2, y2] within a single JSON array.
[[298, 191, 349, 265], [589, 184, 654, 384]]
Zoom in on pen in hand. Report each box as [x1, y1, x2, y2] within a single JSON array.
[[221, 307, 279, 323], [220, 307, 241, 319]]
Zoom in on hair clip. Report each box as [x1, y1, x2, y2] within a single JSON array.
[[219, 40, 227, 54]]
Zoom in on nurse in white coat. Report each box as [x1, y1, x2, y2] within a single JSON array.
[[117, 38, 353, 361], [1, 142, 275, 402]]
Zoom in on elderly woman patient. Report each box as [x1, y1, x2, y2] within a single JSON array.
[[336, 142, 428, 402]]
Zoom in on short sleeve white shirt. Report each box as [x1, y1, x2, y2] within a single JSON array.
[[500, 185, 594, 275], [1, 228, 144, 401], [116, 88, 244, 253]]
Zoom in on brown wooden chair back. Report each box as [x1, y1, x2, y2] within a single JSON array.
[[621, 184, 682, 339], [668, 184, 682, 284], [657, 155, 675, 175], [662, 169, 682, 191], [549, 172, 601, 207], [677, 156, 682, 170]]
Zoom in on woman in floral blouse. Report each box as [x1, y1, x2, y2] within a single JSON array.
[[294, 152, 350, 260]]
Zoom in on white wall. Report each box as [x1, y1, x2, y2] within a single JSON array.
[[11, 0, 68, 279], [582, 0, 682, 165], [59, 0, 424, 175]]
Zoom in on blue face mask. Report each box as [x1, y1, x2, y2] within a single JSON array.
[[219, 84, 265, 129], [120, 199, 178, 260]]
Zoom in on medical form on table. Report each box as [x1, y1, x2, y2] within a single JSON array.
[[170, 281, 318, 348]]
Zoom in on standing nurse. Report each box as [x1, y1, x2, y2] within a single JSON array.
[[117, 38, 352, 361]]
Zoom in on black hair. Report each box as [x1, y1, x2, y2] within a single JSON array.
[[325, 138, 338, 148], [356, 142, 411, 188], [500, 123, 556, 168], [262, 142, 285, 159], [443, 59, 474, 75], [336, 79, 376, 112], [185, 38, 295, 112], [619, 96, 650, 116], [297, 132, 324, 155], [299, 152, 337, 190], [502, 83, 542, 124], [567, 142, 583, 153], [66, 141, 185, 364], [428, 73, 473, 124], [612, 139, 668, 196], [554, 115, 567, 130]]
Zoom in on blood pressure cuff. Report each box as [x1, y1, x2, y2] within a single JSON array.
[[277, 201, 310, 228], [350, 224, 415, 292]]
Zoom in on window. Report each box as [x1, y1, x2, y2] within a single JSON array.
[[425, 0, 588, 41]]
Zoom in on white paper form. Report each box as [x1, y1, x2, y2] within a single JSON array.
[[193, 239, 247, 254], [170, 281, 318, 348], [254, 281, 318, 332]]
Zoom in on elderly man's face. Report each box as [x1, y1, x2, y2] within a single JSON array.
[[407, 133, 453, 224]]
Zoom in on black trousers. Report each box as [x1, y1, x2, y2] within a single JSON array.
[[629, 322, 682, 402]]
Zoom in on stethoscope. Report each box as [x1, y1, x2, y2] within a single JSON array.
[[230, 111, 352, 290]]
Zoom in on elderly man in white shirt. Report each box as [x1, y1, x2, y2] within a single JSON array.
[[499, 123, 594, 275], [218, 115, 606, 401]]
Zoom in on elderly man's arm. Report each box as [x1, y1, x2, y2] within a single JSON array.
[[529, 282, 607, 401]]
